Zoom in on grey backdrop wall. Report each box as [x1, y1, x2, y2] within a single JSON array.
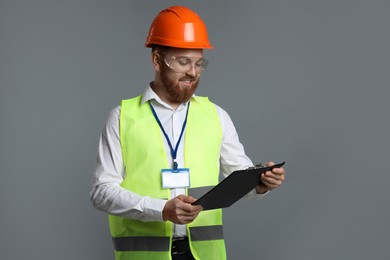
[[1, 0, 389, 259]]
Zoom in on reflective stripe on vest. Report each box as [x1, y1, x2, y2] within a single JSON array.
[[189, 225, 224, 241], [113, 236, 170, 252], [112, 225, 223, 251]]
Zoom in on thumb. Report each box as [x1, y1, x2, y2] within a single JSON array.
[[178, 195, 197, 204], [265, 161, 275, 167]]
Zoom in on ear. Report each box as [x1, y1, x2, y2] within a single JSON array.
[[151, 52, 161, 72]]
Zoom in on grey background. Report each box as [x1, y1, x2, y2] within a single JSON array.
[[1, 0, 389, 259]]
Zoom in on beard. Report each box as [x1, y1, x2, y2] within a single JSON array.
[[159, 65, 200, 104]]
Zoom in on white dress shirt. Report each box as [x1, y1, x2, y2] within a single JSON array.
[[90, 86, 265, 237]]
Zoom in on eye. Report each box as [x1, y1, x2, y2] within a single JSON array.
[[195, 59, 205, 67], [176, 57, 191, 66]]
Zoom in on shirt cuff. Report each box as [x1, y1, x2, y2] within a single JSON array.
[[245, 188, 270, 200], [143, 197, 167, 222]]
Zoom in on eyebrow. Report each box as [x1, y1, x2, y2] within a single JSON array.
[[175, 55, 205, 61]]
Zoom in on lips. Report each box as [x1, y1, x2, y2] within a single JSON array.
[[182, 80, 192, 86], [180, 78, 195, 87]]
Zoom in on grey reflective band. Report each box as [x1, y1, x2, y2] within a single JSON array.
[[112, 226, 224, 251], [190, 225, 224, 241], [188, 185, 214, 199], [113, 236, 170, 252]]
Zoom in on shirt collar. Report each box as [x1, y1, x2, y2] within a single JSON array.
[[141, 85, 201, 107]]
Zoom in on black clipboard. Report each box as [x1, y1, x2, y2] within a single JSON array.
[[192, 162, 285, 210]]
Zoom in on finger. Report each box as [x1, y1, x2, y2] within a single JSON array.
[[180, 202, 202, 214], [262, 176, 281, 186], [265, 161, 275, 167], [178, 195, 197, 204], [176, 208, 202, 222], [264, 168, 285, 179], [262, 173, 285, 184], [178, 210, 202, 220], [177, 215, 198, 224], [271, 167, 285, 175], [177, 195, 203, 212], [262, 171, 276, 180], [262, 172, 284, 183]]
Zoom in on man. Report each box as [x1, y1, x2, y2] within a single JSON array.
[[90, 6, 285, 260]]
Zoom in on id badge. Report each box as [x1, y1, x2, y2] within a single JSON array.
[[161, 168, 190, 189]]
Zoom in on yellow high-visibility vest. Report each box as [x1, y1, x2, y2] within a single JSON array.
[[109, 95, 226, 260]]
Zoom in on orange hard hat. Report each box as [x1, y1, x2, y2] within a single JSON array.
[[145, 6, 213, 49]]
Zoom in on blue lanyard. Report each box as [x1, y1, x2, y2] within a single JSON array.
[[149, 101, 190, 171]]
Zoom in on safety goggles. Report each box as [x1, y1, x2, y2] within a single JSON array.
[[156, 51, 209, 74]]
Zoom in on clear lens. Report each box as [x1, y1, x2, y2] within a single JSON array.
[[159, 52, 208, 73]]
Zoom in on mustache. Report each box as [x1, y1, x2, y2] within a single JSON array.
[[179, 75, 197, 81]]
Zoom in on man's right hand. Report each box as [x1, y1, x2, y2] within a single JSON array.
[[162, 195, 203, 224]]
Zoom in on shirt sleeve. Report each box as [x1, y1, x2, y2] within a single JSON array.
[[90, 106, 166, 222], [215, 104, 268, 199]]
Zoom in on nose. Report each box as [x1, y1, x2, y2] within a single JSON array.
[[185, 64, 197, 76]]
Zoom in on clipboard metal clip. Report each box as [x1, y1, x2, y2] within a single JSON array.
[[247, 163, 266, 170]]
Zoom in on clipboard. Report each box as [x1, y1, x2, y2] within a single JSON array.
[[191, 162, 285, 210]]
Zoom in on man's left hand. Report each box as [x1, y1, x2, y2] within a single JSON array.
[[255, 161, 285, 194]]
